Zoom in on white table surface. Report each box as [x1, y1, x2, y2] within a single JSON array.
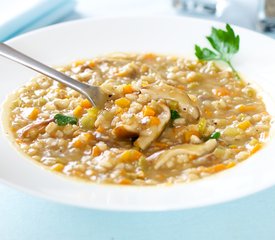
[[1, 0, 275, 239]]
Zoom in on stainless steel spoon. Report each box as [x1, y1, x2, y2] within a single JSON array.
[[0, 43, 109, 108]]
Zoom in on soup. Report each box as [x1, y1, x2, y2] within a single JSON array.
[[7, 53, 271, 185]]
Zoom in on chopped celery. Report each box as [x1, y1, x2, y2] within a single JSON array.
[[198, 118, 207, 134], [80, 107, 99, 130]]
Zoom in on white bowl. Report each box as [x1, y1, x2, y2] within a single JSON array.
[[1, 16, 275, 211]]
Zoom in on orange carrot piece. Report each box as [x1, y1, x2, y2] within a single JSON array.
[[118, 178, 132, 185], [80, 99, 93, 108], [28, 108, 39, 120], [250, 143, 262, 154], [115, 98, 131, 108], [142, 53, 156, 60], [149, 116, 160, 125], [73, 139, 83, 148], [204, 108, 213, 118], [177, 85, 186, 90], [206, 164, 227, 173], [123, 84, 134, 94], [213, 87, 230, 97], [236, 105, 257, 113], [88, 60, 96, 68], [118, 149, 143, 163], [143, 106, 156, 117], [238, 120, 252, 130], [92, 146, 101, 157], [96, 125, 105, 133], [184, 130, 200, 143], [73, 106, 84, 118]]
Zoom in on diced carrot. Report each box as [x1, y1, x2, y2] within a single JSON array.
[[204, 108, 213, 118], [149, 116, 160, 125], [236, 105, 257, 113], [92, 146, 101, 157], [88, 60, 96, 68], [115, 107, 123, 114], [140, 65, 149, 73], [153, 142, 169, 148], [15, 139, 23, 144], [188, 155, 197, 161], [28, 108, 39, 120], [237, 120, 252, 130], [206, 163, 227, 173], [73, 106, 84, 118], [51, 163, 64, 172], [73, 60, 85, 67], [115, 98, 131, 108], [143, 106, 156, 116], [177, 85, 186, 90], [250, 143, 262, 154], [206, 162, 236, 174], [184, 130, 200, 143], [226, 162, 236, 169], [123, 84, 134, 94], [227, 115, 236, 121], [96, 125, 105, 133], [142, 53, 156, 60], [73, 139, 83, 148], [83, 133, 94, 142], [80, 99, 93, 108], [118, 178, 132, 185], [71, 169, 83, 177], [118, 149, 143, 163], [213, 87, 230, 97]]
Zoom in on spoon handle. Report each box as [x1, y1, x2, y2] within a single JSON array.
[[0, 42, 94, 102]]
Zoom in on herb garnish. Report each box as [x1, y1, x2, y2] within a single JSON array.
[[195, 24, 240, 79], [209, 131, 221, 140], [170, 109, 181, 120], [54, 114, 78, 126]]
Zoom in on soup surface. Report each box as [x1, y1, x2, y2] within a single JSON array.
[[7, 53, 271, 185]]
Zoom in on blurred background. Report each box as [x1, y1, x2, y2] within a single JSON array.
[[1, 0, 275, 240], [1, 0, 275, 42]]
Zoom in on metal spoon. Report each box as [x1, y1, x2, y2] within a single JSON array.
[[0, 42, 109, 108]]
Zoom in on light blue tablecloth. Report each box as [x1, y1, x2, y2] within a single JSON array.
[[1, 183, 275, 240], [0, 0, 75, 41], [1, 0, 275, 239]]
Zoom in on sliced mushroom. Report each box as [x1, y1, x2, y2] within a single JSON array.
[[17, 118, 54, 138], [147, 139, 217, 169], [141, 83, 200, 121], [113, 125, 139, 139], [134, 103, 170, 150]]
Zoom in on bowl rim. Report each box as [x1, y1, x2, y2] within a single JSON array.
[[1, 15, 275, 211]]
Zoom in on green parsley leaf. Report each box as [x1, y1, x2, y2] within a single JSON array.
[[54, 114, 78, 126], [209, 131, 221, 140], [195, 24, 240, 79], [195, 45, 219, 61], [170, 109, 181, 120]]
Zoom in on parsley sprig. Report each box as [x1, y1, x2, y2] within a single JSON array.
[[209, 131, 221, 140], [195, 24, 240, 79], [170, 109, 180, 120], [54, 114, 78, 126]]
